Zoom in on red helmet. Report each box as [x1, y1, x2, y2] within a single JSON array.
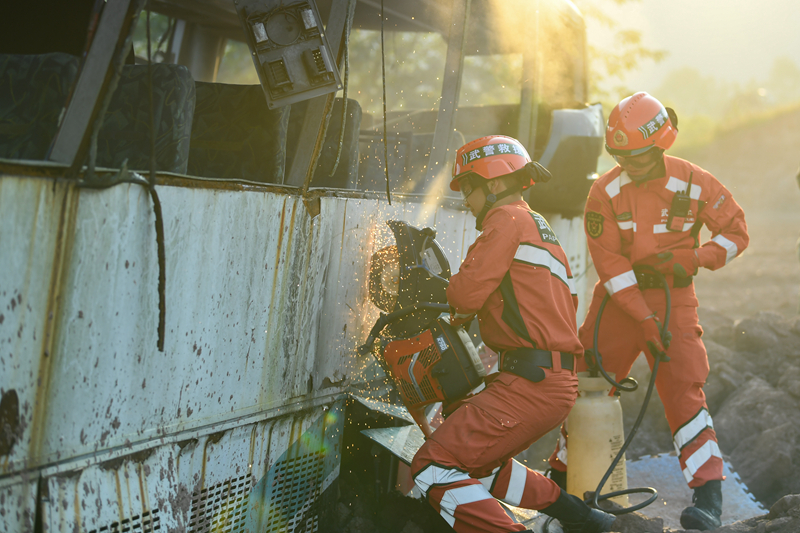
[[450, 135, 533, 191], [605, 92, 677, 156]]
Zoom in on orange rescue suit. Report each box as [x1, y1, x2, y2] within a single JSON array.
[[411, 200, 582, 533], [550, 155, 749, 489]]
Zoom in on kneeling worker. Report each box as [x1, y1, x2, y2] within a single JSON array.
[[411, 135, 616, 533]]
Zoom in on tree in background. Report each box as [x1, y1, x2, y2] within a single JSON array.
[[572, 0, 666, 105]]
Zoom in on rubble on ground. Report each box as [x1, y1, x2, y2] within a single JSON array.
[[695, 308, 800, 507]]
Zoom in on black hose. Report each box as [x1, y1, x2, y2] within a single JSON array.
[[587, 266, 672, 515]]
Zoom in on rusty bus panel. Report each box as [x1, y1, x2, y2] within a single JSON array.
[[41, 401, 343, 533], [0, 477, 37, 532], [0, 177, 76, 476]]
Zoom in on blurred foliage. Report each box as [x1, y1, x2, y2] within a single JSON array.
[[658, 57, 800, 155], [573, 0, 667, 106], [131, 11, 172, 62], [132, 4, 800, 158], [217, 40, 260, 85], [334, 30, 523, 118], [132, 3, 636, 117]]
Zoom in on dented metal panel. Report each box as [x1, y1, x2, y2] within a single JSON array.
[[42, 400, 344, 533], [0, 478, 37, 532], [0, 172, 587, 529], [0, 177, 78, 476]]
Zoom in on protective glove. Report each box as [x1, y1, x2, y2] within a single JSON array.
[[655, 249, 699, 278], [641, 315, 667, 359]]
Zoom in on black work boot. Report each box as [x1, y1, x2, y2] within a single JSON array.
[[540, 489, 616, 533], [545, 468, 567, 491], [680, 480, 723, 531]]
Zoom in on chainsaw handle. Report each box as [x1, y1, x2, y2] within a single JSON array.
[[357, 302, 449, 355]]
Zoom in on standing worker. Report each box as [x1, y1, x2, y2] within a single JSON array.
[[547, 92, 749, 531], [411, 135, 616, 533]]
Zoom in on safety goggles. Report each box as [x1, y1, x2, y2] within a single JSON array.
[[457, 173, 481, 200], [613, 148, 662, 169]]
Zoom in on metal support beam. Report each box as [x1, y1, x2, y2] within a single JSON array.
[[174, 22, 227, 82], [48, 0, 144, 170], [284, 0, 355, 189], [421, 0, 470, 192]]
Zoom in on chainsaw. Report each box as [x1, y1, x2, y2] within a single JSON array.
[[358, 221, 485, 437]]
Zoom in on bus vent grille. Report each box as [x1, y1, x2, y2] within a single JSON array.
[[265, 452, 323, 533], [89, 509, 161, 532], [188, 474, 254, 533]]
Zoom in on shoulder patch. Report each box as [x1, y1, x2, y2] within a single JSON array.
[[529, 212, 560, 245], [616, 211, 632, 221], [586, 211, 604, 238]]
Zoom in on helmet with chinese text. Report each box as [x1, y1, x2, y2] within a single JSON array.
[[605, 92, 678, 157], [450, 135, 549, 191]]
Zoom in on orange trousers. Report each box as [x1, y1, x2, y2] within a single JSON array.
[[411, 367, 578, 533], [549, 283, 724, 489]]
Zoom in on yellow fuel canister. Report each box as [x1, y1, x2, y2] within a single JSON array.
[[565, 372, 629, 506]]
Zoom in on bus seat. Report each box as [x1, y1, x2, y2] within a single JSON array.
[[188, 82, 289, 183], [96, 63, 195, 175], [286, 97, 362, 189], [0, 53, 80, 160]]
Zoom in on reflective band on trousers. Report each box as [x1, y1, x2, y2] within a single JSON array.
[[514, 243, 576, 295], [414, 464, 471, 495], [603, 270, 638, 296], [556, 432, 568, 465], [673, 408, 714, 454], [617, 220, 634, 231], [712, 234, 738, 264], [682, 440, 722, 484], [439, 484, 495, 527], [504, 459, 528, 507], [475, 460, 527, 507], [478, 467, 500, 493]]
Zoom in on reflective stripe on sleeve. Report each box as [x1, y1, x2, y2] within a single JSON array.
[[514, 243, 576, 295], [682, 440, 722, 484], [711, 235, 739, 264], [603, 270, 638, 296], [439, 484, 495, 526], [673, 408, 714, 453], [617, 220, 634, 230], [503, 460, 527, 507], [414, 464, 471, 495]]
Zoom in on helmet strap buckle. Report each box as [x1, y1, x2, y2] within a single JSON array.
[[474, 184, 521, 231]]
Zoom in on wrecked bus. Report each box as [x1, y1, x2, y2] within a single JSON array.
[[0, 0, 603, 530]]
